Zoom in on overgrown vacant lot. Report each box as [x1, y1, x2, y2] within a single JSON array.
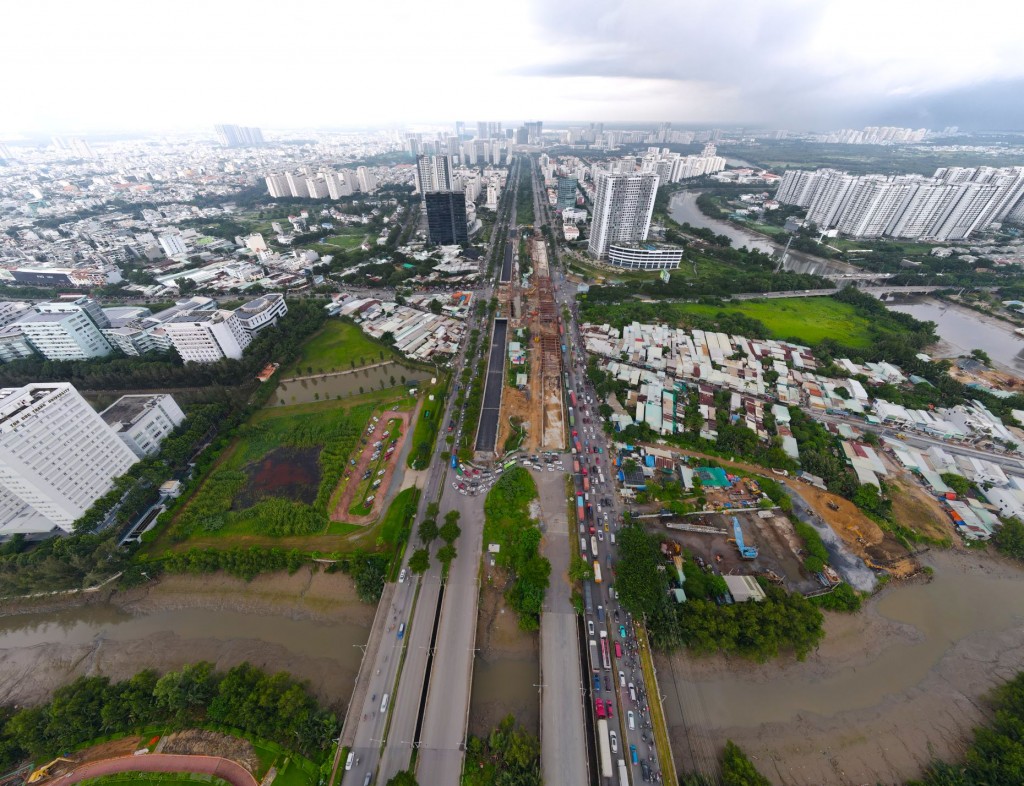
[[283, 320, 396, 376], [165, 400, 373, 545], [671, 297, 875, 347]]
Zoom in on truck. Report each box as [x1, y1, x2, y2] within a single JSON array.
[[600, 631, 611, 669], [570, 391, 578, 408], [568, 407, 575, 427], [593, 560, 603, 584], [618, 758, 629, 786], [597, 719, 613, 779], [576, 495, 585, 522], [573, 459, 580, 474], [451, 454, 458, 468], [583, 476, 591, 492]]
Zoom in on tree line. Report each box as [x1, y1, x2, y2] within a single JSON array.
[[483, 468, 551, 631], [615, 524, 824, 660], [0, 662, 336, 770]]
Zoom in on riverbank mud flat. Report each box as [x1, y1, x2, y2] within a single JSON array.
[[659, 549, 1024, 785], [0, 568, 373, 709]]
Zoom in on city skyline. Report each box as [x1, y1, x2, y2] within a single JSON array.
[[3, 0, 1023, 136]]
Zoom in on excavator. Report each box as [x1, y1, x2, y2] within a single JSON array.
[[28, 758, 73, 784]]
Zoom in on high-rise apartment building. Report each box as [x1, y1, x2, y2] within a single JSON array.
[[425, 192, 469, 245], [417, 155, 453, 193], [0, 383, 139, 537], [214, 124, 265, 147], [265, 173, 290, 198], [324, 171, 352, 199], [162, 310, 252, 362], [356, 167, 377, 193], [587, 172, 660, 259], [286, 172, 309, 198], [306, 176, 329, 199], [777, 166, 1024, 240]]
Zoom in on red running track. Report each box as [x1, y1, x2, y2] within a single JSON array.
[[62, 753, 258, 786]]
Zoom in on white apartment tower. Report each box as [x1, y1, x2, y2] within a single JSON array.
[[162, 310, 252, 362], [265, 173, 290, 198], [0, 383, 139, 537], [305, 176, 329, 199], [356, 167, 377, 193], [588, 172, 660, 259], [286, 172, 309, 198], [777, 165, 1024, 240], [416, 155, 452, 193], [324, 172, 352, 199]]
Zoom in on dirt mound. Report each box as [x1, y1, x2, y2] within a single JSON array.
[[160, 729, 259, 773]]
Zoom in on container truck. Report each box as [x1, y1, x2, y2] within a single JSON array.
[[597, 719, 613, 779]]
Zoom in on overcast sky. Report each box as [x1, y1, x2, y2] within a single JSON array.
[[4, 0, 1023, 137]]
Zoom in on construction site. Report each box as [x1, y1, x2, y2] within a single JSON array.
[[496, 231, 566, 455], [647, 509, 826, 595]]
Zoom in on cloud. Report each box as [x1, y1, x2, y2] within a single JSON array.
[[514, 0, 1024, 128], [0, 0, 1021, 132]]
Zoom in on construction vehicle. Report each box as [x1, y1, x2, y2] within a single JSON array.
[[826, 500, 840, 511], [28, 758, 73, 783], [728, 516, 758, 559]]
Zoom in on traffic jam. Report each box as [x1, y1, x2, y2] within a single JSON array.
[[565, 319, 663, 784]]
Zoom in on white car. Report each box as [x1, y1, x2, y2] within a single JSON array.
[[627, 710, 636, 730], [399, 568, 407, 583], [619, 670, 626, 687], [609, 730, 618, 753], [588, 620, 595, 636]]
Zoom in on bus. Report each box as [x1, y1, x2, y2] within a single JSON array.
[[593, 561, 603, 584], [600, 632, 611, 670], [451, 454, 458, 468], [597, 719, 613, 779], [503, 459, 517, 470]]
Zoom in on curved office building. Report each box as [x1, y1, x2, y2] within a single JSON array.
[[607, 243, 683, 270]]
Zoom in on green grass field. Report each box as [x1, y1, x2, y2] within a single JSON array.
[[322, 233, 366, 250], [284, 320, 396, 376], [671, 297, 874, 347], [407, 375, 448, 468]]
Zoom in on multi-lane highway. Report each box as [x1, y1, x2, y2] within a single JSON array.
[[555, 262, 666, 784], [340, 155, 521, 786]]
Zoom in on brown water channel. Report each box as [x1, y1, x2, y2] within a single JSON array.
[[663, 550, 1024, 730], [269, 361, 427, 407], [0, 603, 371, 706]]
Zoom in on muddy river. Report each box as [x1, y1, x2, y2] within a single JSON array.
[[661, 550, 1024, 782], [0, 573, 373, 709]]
